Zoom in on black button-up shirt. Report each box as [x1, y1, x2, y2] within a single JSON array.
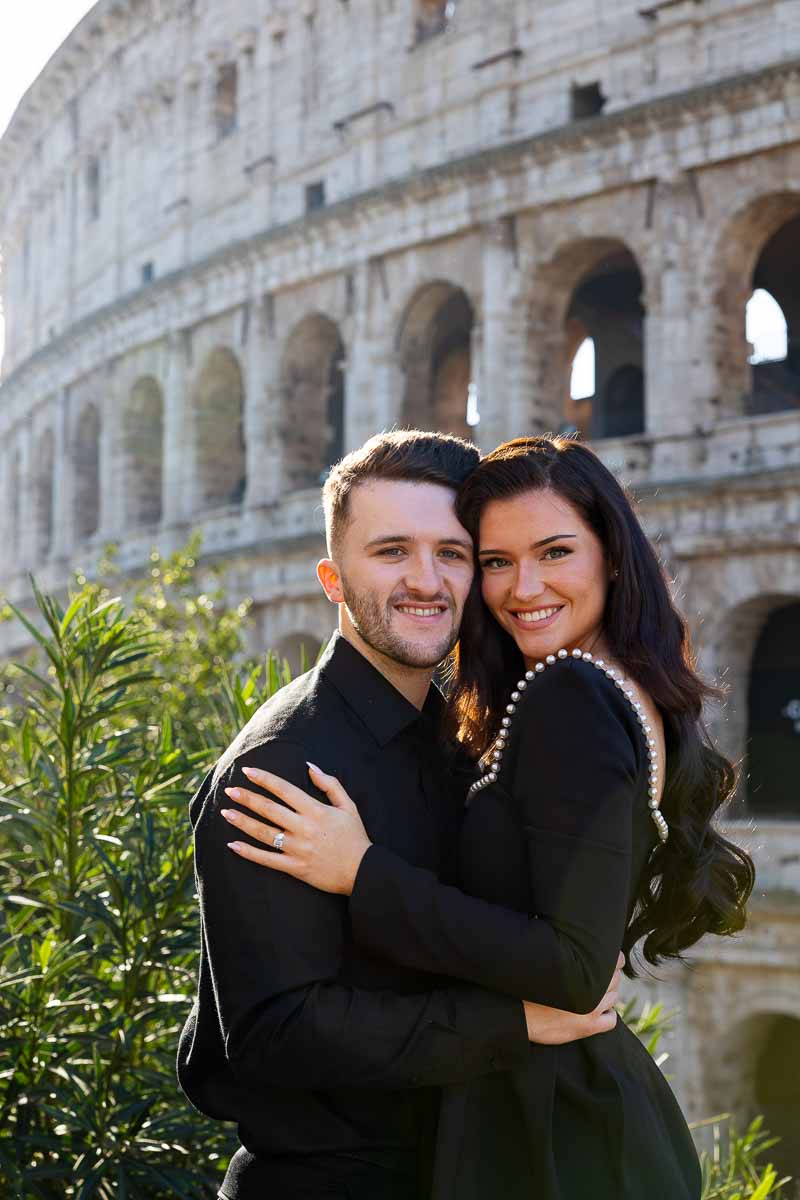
[[177, 633, 527, 1198]]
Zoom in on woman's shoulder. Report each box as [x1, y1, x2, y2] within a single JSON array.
[[507, 652, 644, 753]]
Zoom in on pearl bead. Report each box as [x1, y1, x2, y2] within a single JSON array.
[[506, 704, 516, 714], [502, 717, 511, 727], [572, 648, 582, 658], [511, 691, 520, 702], [582, 652, 593, 661], [525, 670, 535, 681], [557, 649, 568, 659], [649, 797, 660, 809], [546, 654, 556, 665], [535, 662, 545, 672], [595, 659, 605, 667], [518, 679, 527, 690], [487, 772, 497, 783]]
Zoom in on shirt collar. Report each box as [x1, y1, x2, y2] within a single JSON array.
[[319, 631, 445, 748]]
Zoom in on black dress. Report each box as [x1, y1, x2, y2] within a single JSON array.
[[350, 655, 702, 1200]]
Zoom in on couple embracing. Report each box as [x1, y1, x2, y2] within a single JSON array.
[[177, 430, 754, 1200]]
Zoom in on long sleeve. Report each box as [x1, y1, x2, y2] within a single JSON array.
[[190, 739, 528, 1094], [349, 660, 642, 1013]]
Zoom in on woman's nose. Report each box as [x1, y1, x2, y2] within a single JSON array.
[[512, 561, 546, 601]]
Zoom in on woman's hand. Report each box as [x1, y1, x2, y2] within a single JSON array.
[[523, 952, 624, 1044], [220, 763, 372, 895]]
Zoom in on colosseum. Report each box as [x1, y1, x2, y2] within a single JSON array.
[[1, 0, 799, 1179]]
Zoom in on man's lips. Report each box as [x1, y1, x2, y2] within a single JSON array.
[[393, 603, 449, 620], [507, 604, 564, 629]]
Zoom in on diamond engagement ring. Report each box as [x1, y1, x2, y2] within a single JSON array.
[[273, 832, 286, 853]]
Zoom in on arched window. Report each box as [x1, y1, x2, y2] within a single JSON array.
[[193, 349, 246, 509], [34, 429, 55, 559], [563, 246, 646, 439], [74, 404, 101, 541], [754, 1015, 800, 1185], [122, 377, 163, 527], [214, 63, 238, 140], [398, 283, 474, 439], [280, 316, 346, 490], [746, 601, 800, 815], [414, 0, 455, 44], [747, 214, 800, 414]]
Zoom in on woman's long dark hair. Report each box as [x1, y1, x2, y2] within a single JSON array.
[[448, 435, 754, 973]]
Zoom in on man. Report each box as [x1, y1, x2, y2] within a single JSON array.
[[178, 431, 620, 1200]]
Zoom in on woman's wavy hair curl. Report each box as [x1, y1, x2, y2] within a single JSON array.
[[448, 435, 754, 973]]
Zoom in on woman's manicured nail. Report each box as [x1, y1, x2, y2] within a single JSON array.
[[221, 809, 238, 822], [307, 761, 321, 773], [242, 766, 258, 778], [227, 842, 242, 851], [224, 787, 240, 800]]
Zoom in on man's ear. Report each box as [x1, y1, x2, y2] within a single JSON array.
[[317, 558, 345, 605]]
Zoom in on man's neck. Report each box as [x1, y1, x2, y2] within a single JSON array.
[[338, 624, 434, 710]]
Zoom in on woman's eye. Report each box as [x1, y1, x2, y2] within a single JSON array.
[[480, 557, 510, 570], [542, 546, 571, 560]]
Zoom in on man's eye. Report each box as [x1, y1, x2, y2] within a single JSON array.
[[440, 549, 466, 560], [377, 547, 404, 557]]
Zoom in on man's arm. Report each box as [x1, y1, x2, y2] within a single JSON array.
[[196, 739, 531, 1091]]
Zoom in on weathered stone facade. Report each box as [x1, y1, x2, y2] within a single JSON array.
[[1, 0, 799, 1176]]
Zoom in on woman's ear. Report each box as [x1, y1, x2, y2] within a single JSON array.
[[317, 558, 345, 605]]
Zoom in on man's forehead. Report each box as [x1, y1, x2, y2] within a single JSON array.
[[348, 479, 469, 538]]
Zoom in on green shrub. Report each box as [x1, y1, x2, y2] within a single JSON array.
[[0, 555, 286, 1197], [0, 566, 791, 1198]]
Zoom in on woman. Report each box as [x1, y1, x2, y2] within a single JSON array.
[[221, 436, 754, 1198]]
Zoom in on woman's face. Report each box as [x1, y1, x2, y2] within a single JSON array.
[[478, 487, 611, 666]]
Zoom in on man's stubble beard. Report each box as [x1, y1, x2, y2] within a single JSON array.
[[340, 576, 460, 670]]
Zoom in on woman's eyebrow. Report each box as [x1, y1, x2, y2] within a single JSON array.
[[479, 533, 577, 555]]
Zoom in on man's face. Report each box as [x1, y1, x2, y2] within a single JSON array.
[[331, 480, 475, 669]]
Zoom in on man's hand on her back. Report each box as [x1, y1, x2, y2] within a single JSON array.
[[522, 952, 625, 1044]]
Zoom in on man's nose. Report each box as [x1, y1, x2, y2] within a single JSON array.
[[404, 552, 444, 595]]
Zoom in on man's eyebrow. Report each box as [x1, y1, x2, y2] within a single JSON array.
[[478, 533, 577, 555], [364, 534, 473, 550]]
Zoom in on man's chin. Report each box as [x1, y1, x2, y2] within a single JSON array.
[[387, 629, 457, 670]]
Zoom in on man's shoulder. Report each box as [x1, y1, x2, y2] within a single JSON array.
[[216, 662, 335, 778]]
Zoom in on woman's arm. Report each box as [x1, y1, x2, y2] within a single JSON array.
[[350, 661, 640, 1012], [223, 660, 640, 1013]]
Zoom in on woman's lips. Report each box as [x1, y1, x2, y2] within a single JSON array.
[[507, 604, 564, 632]]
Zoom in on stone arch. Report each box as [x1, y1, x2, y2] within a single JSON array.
[[9, 448, 21, 564], [396, 282, 475, 439], [193, 348, 246, 509], [709, 592, 800, 808], [746, 600, 800, 816], [531, 238, 647, 439], [122, 376, 163, 528], [279, 315, 346, 491], [704, 1007, 800, 1186], [711, 192, 800, 416], [74, 403, 101, 541], [275, 632, 323, 676], [33, 429, 55, 560]]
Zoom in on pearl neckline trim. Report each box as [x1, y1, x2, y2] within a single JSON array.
[[465, 647, 669, 844]]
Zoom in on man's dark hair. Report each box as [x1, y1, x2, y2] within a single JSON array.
[[322, 429, 479, 554]]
